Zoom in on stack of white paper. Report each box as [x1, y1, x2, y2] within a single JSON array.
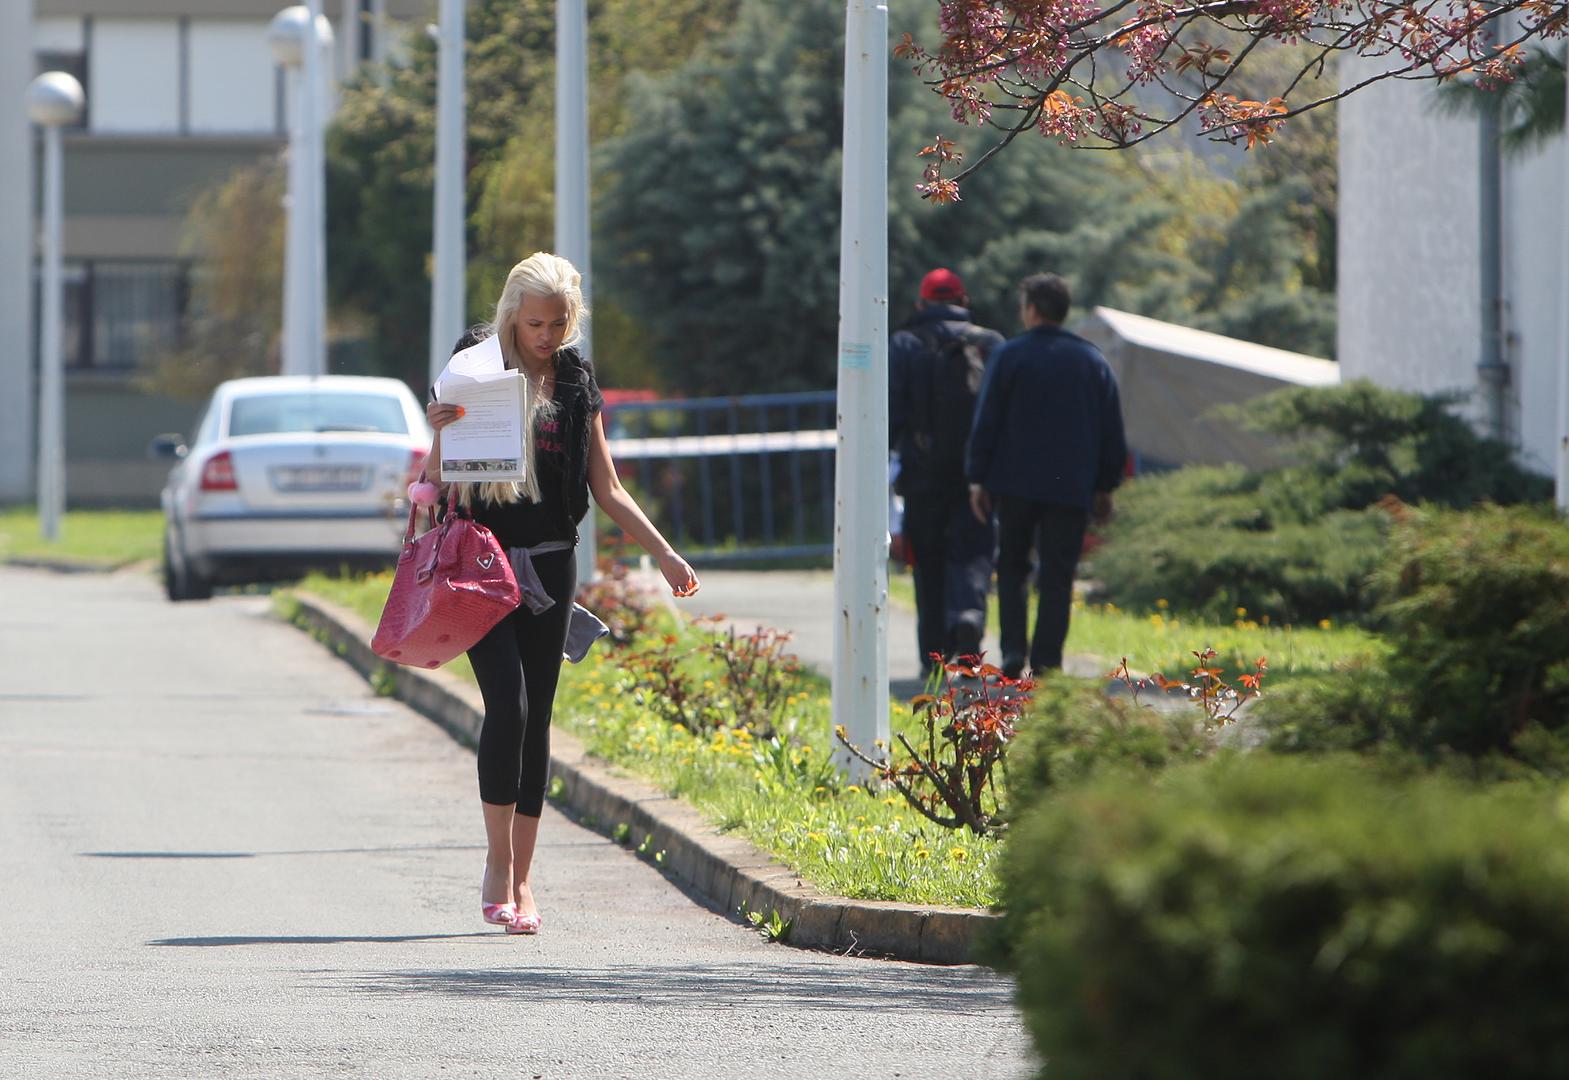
[[434, 335, 527, 482]]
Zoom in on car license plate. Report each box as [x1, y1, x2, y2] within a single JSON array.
[[270, 465, 369, 492]]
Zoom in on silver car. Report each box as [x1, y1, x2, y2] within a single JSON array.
[[152, 375, 433, 601]]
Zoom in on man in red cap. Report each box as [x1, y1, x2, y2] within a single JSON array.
[[889, 267, 1004, 675]]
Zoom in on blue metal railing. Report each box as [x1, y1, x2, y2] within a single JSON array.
[[604, 390, 837, 563]]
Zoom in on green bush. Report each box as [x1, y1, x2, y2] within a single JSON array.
[[1007, 679, 1209, 816], [1095, 497, 1386, 624], [1263, 504, 1569, 770], [987, 755, 1569, 1080], [1094, 381, 1551, 623]]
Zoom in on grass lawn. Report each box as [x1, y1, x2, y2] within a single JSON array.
[[292, 570, 1003, 907], [0, 507, 163, 569], [887, 571, 1384, 682]]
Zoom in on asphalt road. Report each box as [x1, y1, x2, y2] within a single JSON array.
[[0, 565, 1035, 1080]]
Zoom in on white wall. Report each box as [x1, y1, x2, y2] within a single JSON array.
[[34, 16, 84, 54], [2, 0, 35, 501], [1504, 141, 1567, 477], [188, 20, 277, 135], [1338, 53, 1568, 475], [90, 18, 181, 134], [1337, 59, 1484, 425]]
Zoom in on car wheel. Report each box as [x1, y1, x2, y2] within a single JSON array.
[[163, 532, 213, 602]]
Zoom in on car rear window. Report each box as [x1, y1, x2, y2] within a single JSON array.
[[228, 393, 408, 437]]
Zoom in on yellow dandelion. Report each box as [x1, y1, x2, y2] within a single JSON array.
[[914, 848, 931, 859], [1156, 598, 1169, 609], [949, 847, 968, 861], [1318, 618, 1332, 630]]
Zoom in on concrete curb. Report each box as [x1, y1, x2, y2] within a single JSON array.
[[1, 555, 140, 575], [286, 592, 998, 966]]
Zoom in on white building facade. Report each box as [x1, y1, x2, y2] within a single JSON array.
[[1, 0, 422, 504], [1338, 52, 1567, 480]]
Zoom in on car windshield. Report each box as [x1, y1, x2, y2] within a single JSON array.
[[227, 392, 408, 437]]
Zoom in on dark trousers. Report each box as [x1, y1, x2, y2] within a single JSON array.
[[468, 548, 576, 816], [902, 490, 995, 670], [995, 497, 1087, 675]]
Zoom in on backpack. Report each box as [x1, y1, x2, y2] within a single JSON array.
[[900, 323, 989, 496]]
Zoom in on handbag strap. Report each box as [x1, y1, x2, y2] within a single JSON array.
[[403, 469, 439, 546]]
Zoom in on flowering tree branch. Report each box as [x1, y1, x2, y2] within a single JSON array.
[[904, 0, 1569, 197]]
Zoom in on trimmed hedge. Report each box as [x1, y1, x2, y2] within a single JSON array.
[[987, 755, 1569, 1080], [1093, 381, 1550, 624], [1263, 504, 1569, 771], [1007, 679, 1208, 817]]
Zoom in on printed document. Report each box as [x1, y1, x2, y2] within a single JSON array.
[[435, 336, 526, 482]]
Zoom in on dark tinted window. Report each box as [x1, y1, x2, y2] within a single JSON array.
[[228, 393, 408, 437]]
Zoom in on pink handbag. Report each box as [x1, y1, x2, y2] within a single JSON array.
[[372, 501, 521, 669]]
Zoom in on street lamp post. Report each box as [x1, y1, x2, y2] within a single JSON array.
[[428, 0, 466, 385], [269, 5, 333, 378], [27, 71, 84, 543], [1556, 65, 1569, 513], [831, 0, 891, 780], [556, 0, 595, 582]]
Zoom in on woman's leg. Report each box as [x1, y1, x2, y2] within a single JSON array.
[[510, 550, 577, 916], [466, 613, 527, 906]]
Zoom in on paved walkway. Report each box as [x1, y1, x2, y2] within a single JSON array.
[[0, 565, 1032, 1079], [683, 569, 1102, 696]]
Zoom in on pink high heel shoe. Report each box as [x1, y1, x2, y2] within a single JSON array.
[[481, 865, 516, 929], [505, 910, 542, 935], [482, 901, 517, 928]]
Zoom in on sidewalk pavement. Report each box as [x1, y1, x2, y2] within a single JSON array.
[[680, 569, 1105, 696], [0, 564, 1033, 1079]]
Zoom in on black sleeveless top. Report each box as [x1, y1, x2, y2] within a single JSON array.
[[438, 339, 603, 549]]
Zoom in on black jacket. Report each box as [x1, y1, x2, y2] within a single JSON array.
[[965, 324, 1126, 510], [889, 304, 1003, 496]]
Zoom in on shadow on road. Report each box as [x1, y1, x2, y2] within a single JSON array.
[[79, 843, 493, 860], [332, 962, 1015, 1010], [149, 934, 500, 946]]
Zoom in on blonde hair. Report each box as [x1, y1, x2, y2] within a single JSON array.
[[452, 253, 589, 509]]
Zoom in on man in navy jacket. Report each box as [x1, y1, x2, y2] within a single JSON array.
[[966, 273, 1127, 678]]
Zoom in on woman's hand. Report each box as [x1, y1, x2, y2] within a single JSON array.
[[658, 551, 700, 598], [427, 401, 465, 431]]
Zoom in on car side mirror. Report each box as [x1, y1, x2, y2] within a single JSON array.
[[147, 433, 188, 461]]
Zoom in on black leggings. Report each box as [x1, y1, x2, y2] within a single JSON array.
[[467, 548, 576, 816]]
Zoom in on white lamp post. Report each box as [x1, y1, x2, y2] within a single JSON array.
[[557, 0, 595, 583], [428, 0, 466, 384], [27, 71, 84, 543], [1556, 63, 1569, 513], [270, 5, 333, 378], [831, 0, 890, 779]]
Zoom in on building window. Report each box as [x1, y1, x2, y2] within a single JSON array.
[[33, 17, 90, 131], [38, 260, 190, 371]]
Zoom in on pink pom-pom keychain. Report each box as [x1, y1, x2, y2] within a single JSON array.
[[408, 480, 441, 506]]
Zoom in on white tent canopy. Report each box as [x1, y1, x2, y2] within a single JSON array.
[[1075, 306, 1340, 471]]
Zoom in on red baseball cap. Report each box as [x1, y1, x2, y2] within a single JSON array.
[[919, 268, 966, 302]]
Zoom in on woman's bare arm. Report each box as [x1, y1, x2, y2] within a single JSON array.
[[585, 413, 699, 597]]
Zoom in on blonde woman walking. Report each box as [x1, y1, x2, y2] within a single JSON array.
[[425, 252, 700, 934]]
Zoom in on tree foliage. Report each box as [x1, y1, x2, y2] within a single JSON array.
[[325, 0, 736, 391], [904, 0, 1567, 196], [141, 160, 284, 401], [600, 0, 1338, 394]]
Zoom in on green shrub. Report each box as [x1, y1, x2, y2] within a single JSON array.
[[1262, 505, 1569, 770], [1094, 381, 1550, 623], [1095, 499, 1386, 624], [1376, 503, 1569, 754], [1230, 381, 1552, 510], [1006, 679, 1211, 816], [987, 755, 1569, 1080]]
